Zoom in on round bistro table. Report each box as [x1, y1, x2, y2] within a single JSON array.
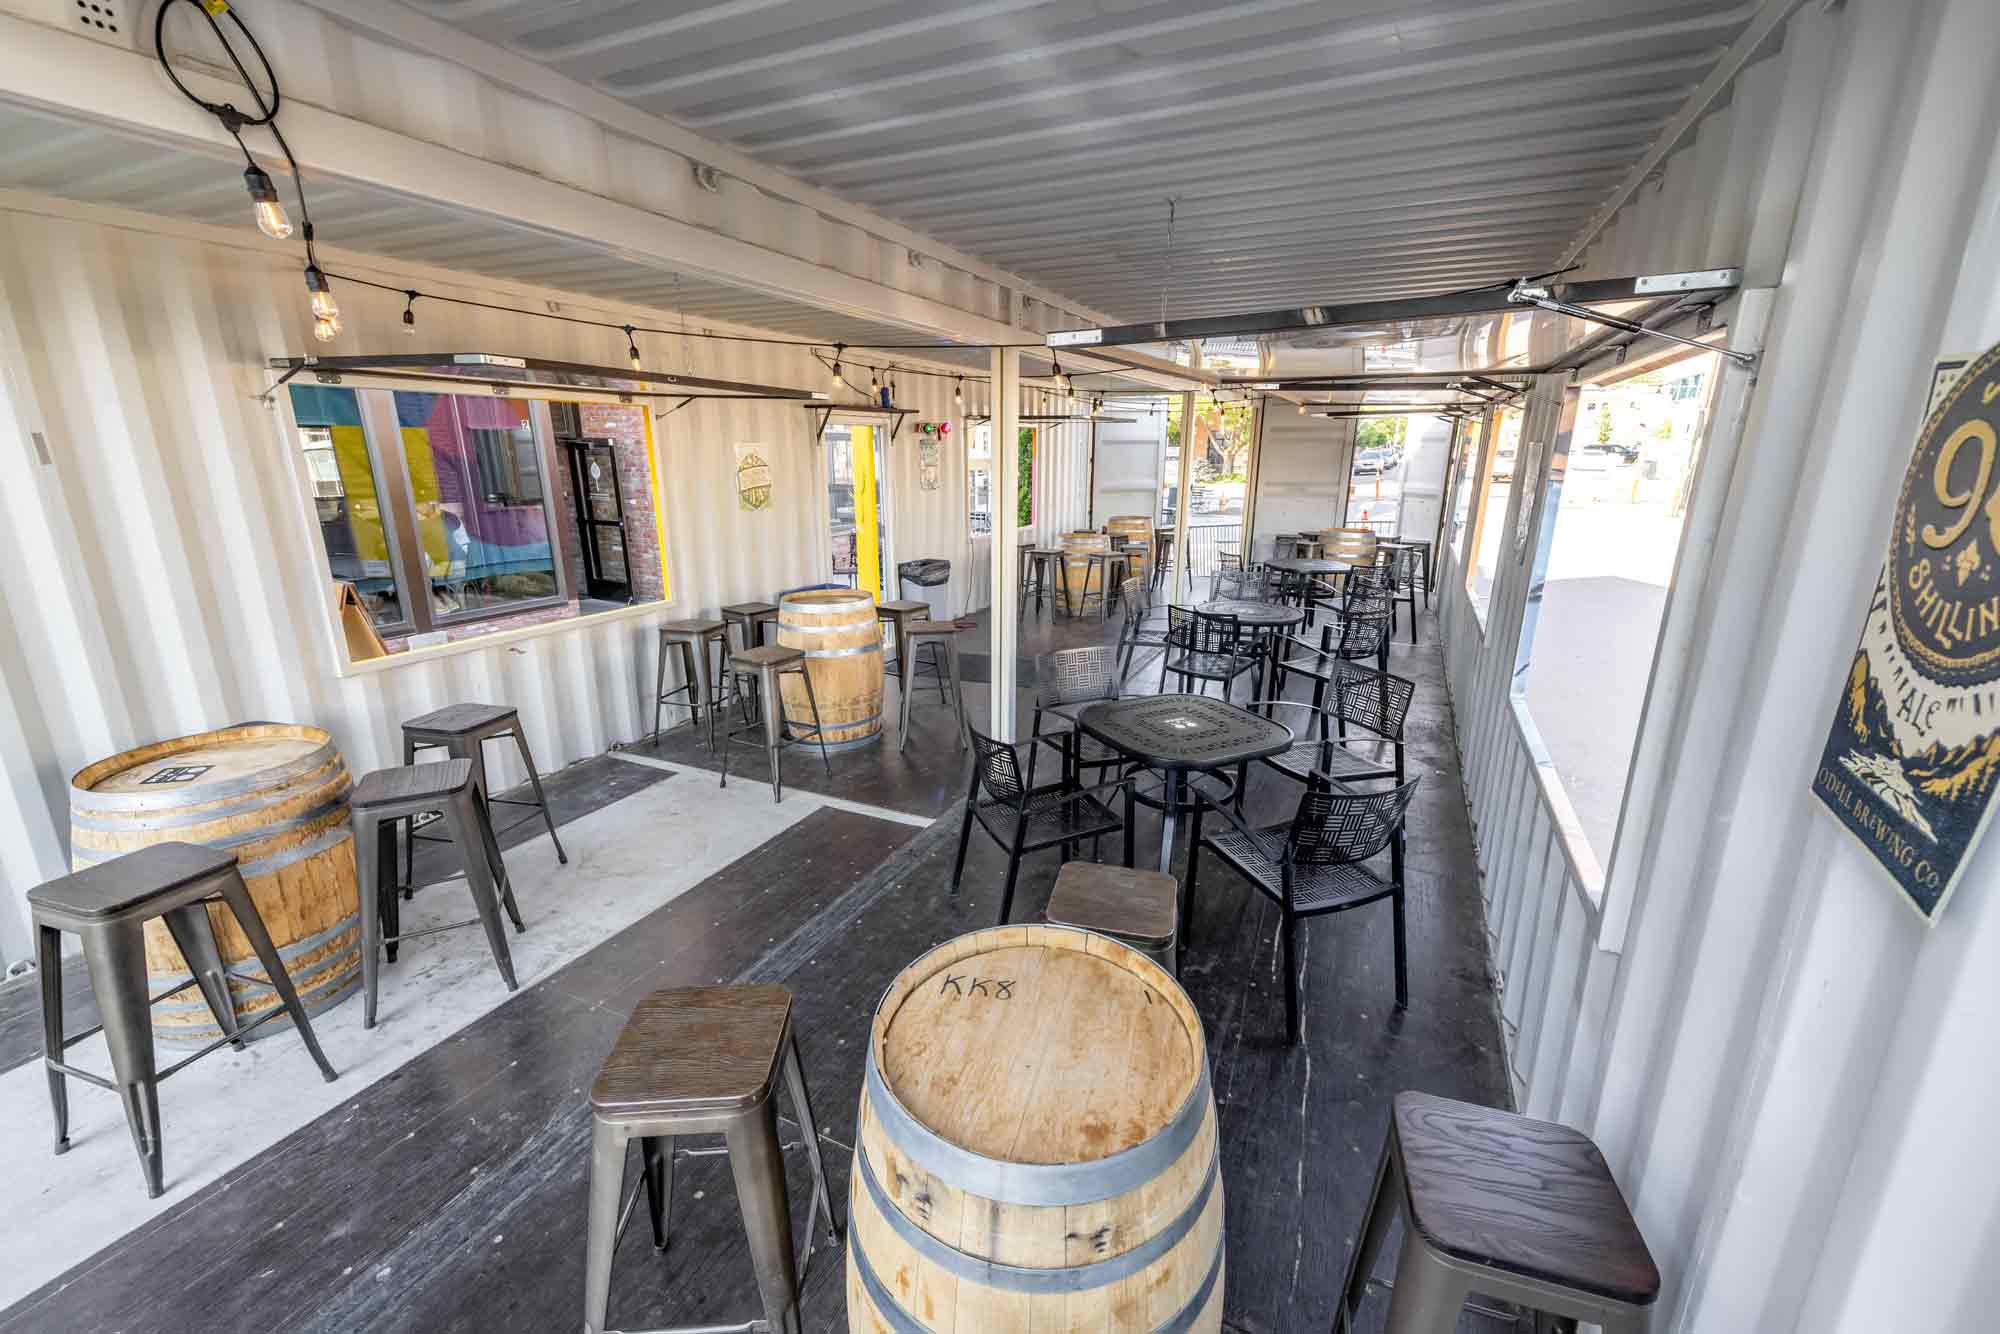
[[1196, 598, 1307, 694], [1075, 694, 1293, 872]]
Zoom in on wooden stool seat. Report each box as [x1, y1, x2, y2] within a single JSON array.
[[1335, 1090, 1660, 1333], [731, 644, 804, 670], [27, 843, 238, 919], [592, 985, 793, 1116], [720, 602, 780, 652], [402, 702, 517, 738], [1397, 1092, 1659, 1304], [352, 757, 473, 809], [1046, 861, 1178, 973], [662, 617, 725, 636]]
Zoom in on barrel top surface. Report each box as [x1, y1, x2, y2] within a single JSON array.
[[878, 936, 1199, 1166], [76, 726, 330, 797]]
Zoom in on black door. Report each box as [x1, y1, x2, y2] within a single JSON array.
[[563, 439, 634, 603]]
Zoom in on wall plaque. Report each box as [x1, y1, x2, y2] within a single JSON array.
[[1814, 341, 2000, 921]]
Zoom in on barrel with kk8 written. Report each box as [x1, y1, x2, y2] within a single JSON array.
[[847, 926, 1223, 1331]]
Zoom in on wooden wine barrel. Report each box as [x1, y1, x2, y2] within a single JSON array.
[[1106, 515, 1153, 585], [1060, 530, 1112, 608], [1326, 527, 1379, 564], [777, 589, 885, 747], [69, 724, 360, 1045], [848, 927, 1223, 1332]]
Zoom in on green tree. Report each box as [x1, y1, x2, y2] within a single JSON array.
[[1354, 416, 1408, 451], [1017, 427, 1034, 527], [1596, 405, 1614, 446]]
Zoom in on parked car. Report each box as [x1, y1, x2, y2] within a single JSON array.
[[1353, 445, 1389, 477]]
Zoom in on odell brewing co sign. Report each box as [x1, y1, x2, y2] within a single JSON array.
[[1815, 341, 2000, 921]]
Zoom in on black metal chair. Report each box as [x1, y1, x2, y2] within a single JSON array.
[[1187, 775, 1421, 1042], [1209, 566, 1275, 601], [1273, 600, 1393, 694], [1162, 605, 1263, 700], [950, 727, 1134, 926], [1114, 576, 1172, 682], [1246, 661, 1414, 790], [1385, 544, 1423, 643], [1026, 646, 1124, 790]]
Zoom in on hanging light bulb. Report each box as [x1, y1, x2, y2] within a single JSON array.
[[402, 290, 418, 337], [303, 265, 339, 323], [954, 378, 964, 408], [243, 165, 292, 240], [831, 344, 846, 388], [312, 314, 341, 343], [869, 368, 881, 393], [624, 325, 643, 372], [1298, 400, 1307, 415]]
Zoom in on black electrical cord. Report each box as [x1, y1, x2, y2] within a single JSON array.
[[154, 0, 319, 265]]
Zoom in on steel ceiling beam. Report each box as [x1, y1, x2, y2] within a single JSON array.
[[1047, 270, 1742, 349]]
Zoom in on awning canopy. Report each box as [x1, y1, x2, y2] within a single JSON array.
[[268, 352, 829, 404]]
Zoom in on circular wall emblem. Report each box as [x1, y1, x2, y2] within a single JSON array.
[[1889, 343, 2000, 687]]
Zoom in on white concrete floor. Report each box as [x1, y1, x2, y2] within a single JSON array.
[[0, 768, 917, 1308]]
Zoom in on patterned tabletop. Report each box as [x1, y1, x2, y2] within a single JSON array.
[[1195, 599, 1307, 628], [1075, 694, 1294, 770]]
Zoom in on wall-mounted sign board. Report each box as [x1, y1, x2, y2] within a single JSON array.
[[1813, 342, 2000, 922]]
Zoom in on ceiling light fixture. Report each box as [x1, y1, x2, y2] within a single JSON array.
[[243, 164, 291, 239]]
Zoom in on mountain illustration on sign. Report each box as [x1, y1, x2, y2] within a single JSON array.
[[1834, 650, 2000, 841]]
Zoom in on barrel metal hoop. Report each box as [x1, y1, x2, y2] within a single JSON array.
[[71, 739, 341, 812], [780, 596, 876, 616], [779, 619, 882, 635], [71, 823, 353, 879], [150, 909, 360, 1004], [799, 643, 885, 659], [857, 1136, 1217, 1293], [864, 1048, 1212, 1207], [71, 792, 348, 837], [851, 1222, 1225, 1334]]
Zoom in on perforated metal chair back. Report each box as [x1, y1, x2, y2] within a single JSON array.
[[1287, 776, 1420, 868], [1386, 545, 1423, 592], [1333, 663, 1416, 738], [966, 726, 1027, 804], [1035, 646, 1121, 707], [1333, 608, 1394, 662], [1211, 567, 1274, 601], [1192, 608, 1245, 654]]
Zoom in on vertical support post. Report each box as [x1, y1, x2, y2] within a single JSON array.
[[1173, 390, 1195, 600], [989, 348, 1021, 741]]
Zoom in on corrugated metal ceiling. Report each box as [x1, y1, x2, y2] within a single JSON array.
[[402, 0, 1762, 322]]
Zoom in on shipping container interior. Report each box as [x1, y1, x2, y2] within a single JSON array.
[[2, 2, 1999, 1332]]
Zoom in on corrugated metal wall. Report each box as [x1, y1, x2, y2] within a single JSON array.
[[1436, 2, 2000, 1328], [0, 200, 997, 963], [1250, 409, 1354, 559]]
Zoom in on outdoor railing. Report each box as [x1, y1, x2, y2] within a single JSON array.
[[1179, 519, 1242, 583]]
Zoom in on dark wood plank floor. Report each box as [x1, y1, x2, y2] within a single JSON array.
[[3, 602, 1516, 1333]]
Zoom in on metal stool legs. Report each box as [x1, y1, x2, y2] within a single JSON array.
[[581, 1031, 841, 1334], [358, 790, 519, 1029], [897, 637, 970, 754], [35, 863, 336, 1198], [721, 658, 832, 802]]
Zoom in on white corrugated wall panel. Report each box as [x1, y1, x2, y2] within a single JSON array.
[[0, 200, 977, 961], [1435, 2, 2000, 1328]]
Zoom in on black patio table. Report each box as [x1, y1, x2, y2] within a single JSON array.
[[1075, 693, 1294, 871], [1262, 557, 1352, 577]]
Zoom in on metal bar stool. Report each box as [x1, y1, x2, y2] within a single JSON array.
[[29, 842, 338, 1197], [875, 598, 930, 693], [352, 758, 524, 1028], [718, 645, 833, 802], [653, 619, 732, 748], [584, 985, 842, 1334], [897, 619, 971, 753], [401, 703, 566, 905], [1335, 1091, 1660, 1333], [1018, 546, 1067, 618], [721, 601, 780, 653], [1045, 860, 1178, 975]]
